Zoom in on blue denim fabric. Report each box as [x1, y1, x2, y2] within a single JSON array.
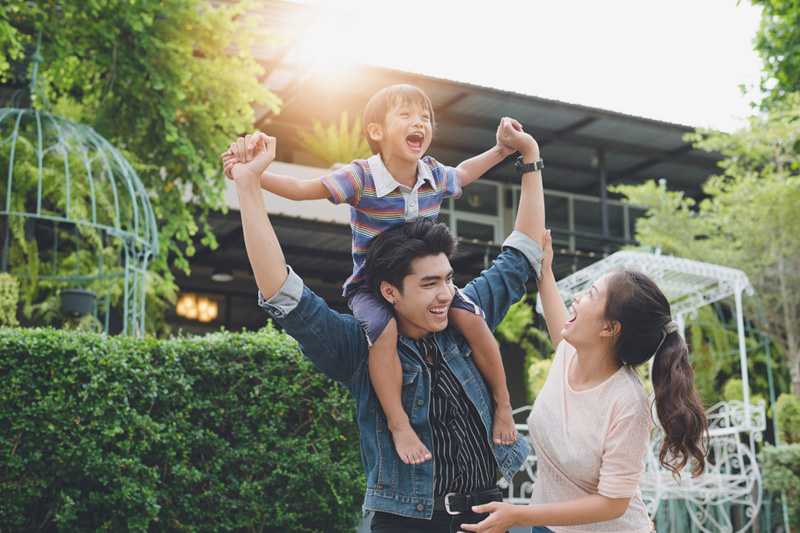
[[258, 231, 541, 519], [531, 527, 554, 533]]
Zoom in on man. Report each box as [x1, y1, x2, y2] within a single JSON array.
[[229, 118, 545, 532]]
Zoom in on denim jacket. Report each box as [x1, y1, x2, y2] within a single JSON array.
[[258, 231, 542, 519]]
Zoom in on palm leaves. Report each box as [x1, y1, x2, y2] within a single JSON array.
[[296, 111, 372, 168]]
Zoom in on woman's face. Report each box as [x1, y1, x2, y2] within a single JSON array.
[[562, 273, 613, 345]]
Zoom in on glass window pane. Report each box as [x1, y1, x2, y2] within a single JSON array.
[[457, 182, 498, 216], [544, 193, 569, 230], [574, 198, 601, 234], [456, 219, 496, 242], [628, 206, 647, 239], [607, 204, 625, 238]]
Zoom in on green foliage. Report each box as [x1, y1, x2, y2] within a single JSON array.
[[0, 0, 281, 277], [0, 325, 364, 531], [751, 0, 800, 101], [610, 93, 800, 397], [681, 305, 783, 408], [527, 358, 552, 402], [721, 378, 765, 407], [296, 111, 372, 167], [0, 272, 20, 327], [494, 296, 553, 403], [774, 393, 800, 444], [758, 443, 800, 527]]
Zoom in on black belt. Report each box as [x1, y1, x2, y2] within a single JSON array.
[[433, 487, 502, 515]]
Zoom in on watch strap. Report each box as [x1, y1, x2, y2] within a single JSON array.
[[515, 156, 544, 174]]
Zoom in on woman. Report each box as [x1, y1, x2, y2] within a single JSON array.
[[459, 223, 708, 533]]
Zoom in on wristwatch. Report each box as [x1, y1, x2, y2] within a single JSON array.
[[515, 155, 544, 175]]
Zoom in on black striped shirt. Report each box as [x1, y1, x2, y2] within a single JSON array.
[[414, 335, 496, 495]]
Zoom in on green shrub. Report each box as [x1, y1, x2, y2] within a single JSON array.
[[0, 272, 19, 327], [526, 358, 552, 403], [721, 377, 764, 407], [0, 326, 363, 532], [759, 443, 800, 528], [774, 393, 800, 444]]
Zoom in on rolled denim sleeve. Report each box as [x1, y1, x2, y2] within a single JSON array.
[[461, 232, 543, 333], [257, 266, 369, 386], [257, 266, 304, 318], [501, 230, 543, 281]]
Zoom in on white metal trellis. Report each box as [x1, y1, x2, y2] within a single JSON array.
[[500, 251, 765, 532]]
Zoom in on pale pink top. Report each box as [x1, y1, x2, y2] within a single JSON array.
[[527, 340, 653, 532]]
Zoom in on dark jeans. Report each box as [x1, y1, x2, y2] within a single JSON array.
[[370, 509, 502, 533], [531, 527, 554, 533]]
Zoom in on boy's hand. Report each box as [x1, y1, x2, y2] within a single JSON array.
[[495, 117, 523, 157], [228, 132, 276, 185], [498, 117, 539, 159], [221, 150, 239, 181]]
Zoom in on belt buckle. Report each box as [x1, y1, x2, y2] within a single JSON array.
[[444, 492, 461, 515]]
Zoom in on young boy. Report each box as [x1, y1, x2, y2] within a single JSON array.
[[223, 84, 520, 465]]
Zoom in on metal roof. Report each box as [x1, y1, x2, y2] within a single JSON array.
[[257, 61, 720, 197]]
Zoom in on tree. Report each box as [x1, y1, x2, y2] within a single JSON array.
[[610, 92, 800, 396], [751, 0, 800, 101], [0, 0, 280, 277]]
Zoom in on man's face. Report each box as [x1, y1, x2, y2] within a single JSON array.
[[389, 253, 455, 339]]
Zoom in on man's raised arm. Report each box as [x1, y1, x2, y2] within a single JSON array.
[[499, 120, 571, 341], [497, 118, 544, 249], [230, 132, 287, 299]]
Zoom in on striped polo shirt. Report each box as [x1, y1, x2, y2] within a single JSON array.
[[321, 154, 461, 296]]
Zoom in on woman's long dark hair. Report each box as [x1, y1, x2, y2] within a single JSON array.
[[604, 269, 708, 478]]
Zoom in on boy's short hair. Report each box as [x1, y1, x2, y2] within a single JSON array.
[[362, 84, 436, 155], [365, 218, 457, 299]]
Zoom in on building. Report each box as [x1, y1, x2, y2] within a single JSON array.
[[170, 59, 721, 336]]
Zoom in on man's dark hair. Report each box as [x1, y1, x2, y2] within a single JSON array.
[[364, 219, 458, 299]]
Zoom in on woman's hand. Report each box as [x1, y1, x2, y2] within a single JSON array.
[[459, 501, 522, 533], [541, 229, 553, 274]]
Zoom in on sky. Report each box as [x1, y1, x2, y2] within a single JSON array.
[[293, 0, 765, 132]]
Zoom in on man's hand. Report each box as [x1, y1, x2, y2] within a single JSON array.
[[228, 132, 276, 185]]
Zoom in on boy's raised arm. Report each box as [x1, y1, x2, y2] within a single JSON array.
[[455, 117, 520, 186], [222, 146, 332, 201], [230, 132, 288, 299]]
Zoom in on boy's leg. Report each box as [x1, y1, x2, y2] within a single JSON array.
[[350, 289, 431, 465], [449, 302, 518, 446], [368, 318, 432, 465]]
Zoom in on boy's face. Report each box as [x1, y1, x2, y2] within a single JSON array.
[[368, 100, 433, 164]]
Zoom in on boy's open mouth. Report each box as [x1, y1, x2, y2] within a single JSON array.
[[406, 132, 424, 151]]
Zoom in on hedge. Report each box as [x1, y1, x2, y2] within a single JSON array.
[[0, 326, 364, 532], [759, 443, 800, 528]]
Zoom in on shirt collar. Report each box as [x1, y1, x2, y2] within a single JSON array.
[[368, 154, 435, 198]]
